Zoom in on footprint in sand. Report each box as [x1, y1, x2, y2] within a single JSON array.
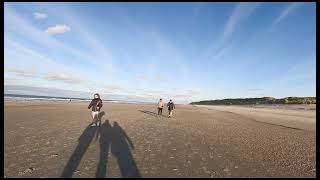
[[50, 154, 59, 158], [19, 167, 36, 175]]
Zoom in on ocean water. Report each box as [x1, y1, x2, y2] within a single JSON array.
[[4, 94, 152, 104]]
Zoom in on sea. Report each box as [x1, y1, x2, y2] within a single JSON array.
[[4, 94, 153, 104]]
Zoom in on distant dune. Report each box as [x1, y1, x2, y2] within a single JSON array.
[[190, 97, 316, 105]]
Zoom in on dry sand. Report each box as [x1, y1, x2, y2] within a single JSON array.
[[4, 101, 316, 178]]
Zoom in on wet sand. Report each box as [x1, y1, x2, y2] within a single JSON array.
[[4, 101, 316, 177]]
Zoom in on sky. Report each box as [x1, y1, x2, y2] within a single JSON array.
[[4, 2, 316, 104]]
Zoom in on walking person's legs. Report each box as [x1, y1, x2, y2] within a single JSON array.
[[158, 108, 160, 115], [91, 111, 98, 126], [160, 108, 163, 115]]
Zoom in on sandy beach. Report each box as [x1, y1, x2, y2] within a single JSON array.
[[4, 101, 316, 178]]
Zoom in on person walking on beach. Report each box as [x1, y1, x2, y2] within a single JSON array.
[[88, 93, 103, 126], [167, 99, 175, 118], [157, 99, 164, 115]]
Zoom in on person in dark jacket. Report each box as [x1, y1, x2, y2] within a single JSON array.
[[167, 99, 175, 118], [88, 93, 103, 126]]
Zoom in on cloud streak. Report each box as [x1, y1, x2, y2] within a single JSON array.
[[273, 2, 304, 25], [220, 2, 261, 46], [137, 74, 167, 82], [4, 6, 113, 72], [44, 73, 84, 84], [45, 5, 116, 73], [45, 25, 71, 35], [207, 2, 261, 61], [6, 68, 38, 77], [33, 12, 48, 20], [256, 56, 315, 94], [4, 39, 89, 87], [5, 67, 85, 85], [4, 85, 91, 98]]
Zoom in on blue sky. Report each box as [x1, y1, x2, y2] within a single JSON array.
[[4, 2, 316, 103]]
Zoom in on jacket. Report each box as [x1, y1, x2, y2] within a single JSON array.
[[88, 98, 103, 112], [158, 101, 164, 108], [167, 102, 175, 110]]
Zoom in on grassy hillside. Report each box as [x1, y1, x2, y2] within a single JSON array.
[[190, 97, 316, 105]]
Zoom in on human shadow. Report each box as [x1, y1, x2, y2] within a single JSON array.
[[138, 110, 163, 117], [95, 120, 112, 178], [111, 122, 141, 178], [61, 119, 140, 178], [98, 111, 105, 122], [60, 124, 98, 178]]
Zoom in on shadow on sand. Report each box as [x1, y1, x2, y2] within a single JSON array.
[[138, 110, 166, 117], [61, 117, 140, 178], [111, 122, 141, 178], [60, 124, 98, 177], [95, 120, 112, 178]]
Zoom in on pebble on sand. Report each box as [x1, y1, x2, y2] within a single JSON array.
[[74, 170, 81, 173], [50, 154, 58, 157], [223, 168, 230, 172]]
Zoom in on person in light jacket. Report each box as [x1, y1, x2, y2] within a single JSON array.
[[157, 99, 164, 115]]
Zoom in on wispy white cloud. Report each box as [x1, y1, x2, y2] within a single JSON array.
[[207, 2, 261, 61], [45, 24, 71, 35], [5, 67, 85, 85], [5, 38, 69, 73], [4, 5, 128, 99], [44, 73, 84, 84], [44, 6, 116, 73], [173, 94, 192, 99], [102, 84, 136, 95], [150, 29, 189, 77], [4, 77, 19, 85], [107, 13, 189, 81], [257, 56, 316, 95], [5, 6, 62, 48], [4, 39, 89, 87], [185, 90, 201, 95], [6, 68, 38, 77], [247, 88, 262, 91], [192, 2, 206, 20], [33, 12, 48, 20], [137, 75, 149, 81], [105, 85, 124, 91], [4, 85, 91, 98], [220, 2, 261, 46], [137, 74, 167, 82], [210, 42, 235, 60], [273, 2, 304, 26], [170, 89, 204, 103], [4, 6, 112, 72], [154, 75, 167, 82]]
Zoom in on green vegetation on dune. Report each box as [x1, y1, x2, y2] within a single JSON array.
[[190, 97, 316, 105]]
